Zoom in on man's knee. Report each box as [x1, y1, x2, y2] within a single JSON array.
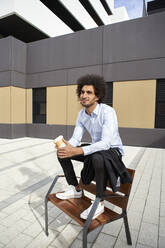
[[91, 153, 104, 169], [57, 156, 71, 167]]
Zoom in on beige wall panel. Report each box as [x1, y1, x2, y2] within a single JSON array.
[[113, 80, 156, 128], [11, 87, 26, 123], [0, 87, 11, 123], [26, 89, 32, 123], [67, 85, 82, 125], [47, 86, 67, 124]]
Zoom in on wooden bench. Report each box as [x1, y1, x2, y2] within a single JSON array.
[[45, 168, 135, 247]]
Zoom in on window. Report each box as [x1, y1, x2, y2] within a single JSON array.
[[33, 87, 46, 123], [103, 82, 113, 106], [155, 79, 165, 128]]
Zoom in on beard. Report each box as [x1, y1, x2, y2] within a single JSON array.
[[81, 103, 92, 107], [80, 101, 95, 108]]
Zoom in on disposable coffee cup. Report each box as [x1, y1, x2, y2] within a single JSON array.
[[54, 135, 66, 148]]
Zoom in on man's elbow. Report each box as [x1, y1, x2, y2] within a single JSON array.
[[102, 141, 110, 150]]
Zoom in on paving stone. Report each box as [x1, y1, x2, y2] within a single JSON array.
[[22, 221, 44, 238], [159, 236, 165, 248], [0, 212, 8, 220], [161, 191, 165, 203], [138, 222, 158, 247], [162, 182, 165, 193], [0, 219, 32, 245], [70, 238, 91, 248], [28, 199, 43, 209], [101, 218, 123, 236], [0, 201, 9, 210], [146, 195, 160, 209], [160, 203, 165, 217], [0, 208, 31, 227], [49, 212, 72, 232], [25, 228, 58, 248], [4, 233, 33, 248], [48, 205, 62, 218], [93, 232, 116, 248], [30, 203, 45, 217], [77, 225, 102, 243], [117, 227, 138, 247], [143, 205, 159, 225], [127, 210, 143, 231], [129, 197, 146, 213], [159, 217, 165, 237], [0, 242, 5, 248], [50, 223, 82, 248], [21, 211, 38, 223], [135, 186, 149, 200], [114, 237, 136, 248], [2, 199, 29, 215], [136, 244, 151, 248], [0, 224, 7, 233]]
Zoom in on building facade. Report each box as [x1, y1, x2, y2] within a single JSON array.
[[0, 11, 165, 147]]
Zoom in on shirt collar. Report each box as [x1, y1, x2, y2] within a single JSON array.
[[84, 103, 100, 117], [92, 103, 100, 116]]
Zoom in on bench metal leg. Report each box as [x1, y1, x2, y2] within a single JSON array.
[[45, 198, 49, 236], [82, 197, 101, 248], [83, 229, 88, 248], [123, 210, 132, 245], [44, 175, 60, 236]]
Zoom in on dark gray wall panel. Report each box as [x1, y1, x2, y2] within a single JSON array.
[[0, 124, 26, 139], [12, 37, 27, 73], [26, 125, 165, 148], [10, 124, 26, 138], [67, 125, 91, 143], [0, 71, 11, 85], [1, 123, 165, 148], [0, 124, 11, 138], [103, 57, 165, 82], [119, 127, 165, 148], [67, 65, 103, 85], [27, 69, 67, 88], [27, 28, 103, 74], [0, 37, 11, 71], [103, 12, 165, 64], [0, 37, 26, 87], [0, 124, 25, 138], [0, 71, 26, 88], [26, 124, 91, 142], [12, 71, 26, 88], [26, 124, 67, 139]]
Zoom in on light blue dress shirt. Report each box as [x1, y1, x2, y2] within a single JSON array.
[[68, 103, 124, 156]]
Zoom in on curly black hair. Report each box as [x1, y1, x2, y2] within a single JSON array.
[[76, 74, 106, 103]]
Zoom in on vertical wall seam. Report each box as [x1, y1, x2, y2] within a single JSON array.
[[66, 70, 69, 139], [101, 26, 104, 77], [154, 80, 157, 128], [10, 38, 13, 126]]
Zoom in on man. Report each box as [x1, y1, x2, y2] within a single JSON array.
[[56, 74, 124, 220]]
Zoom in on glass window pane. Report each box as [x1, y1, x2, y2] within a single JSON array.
[[33, 88, 46, 124]]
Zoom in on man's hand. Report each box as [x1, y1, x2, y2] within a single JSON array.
[[57, 139, 83, 158]]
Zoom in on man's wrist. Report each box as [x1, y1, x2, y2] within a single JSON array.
[[74, 147, 84, 156]]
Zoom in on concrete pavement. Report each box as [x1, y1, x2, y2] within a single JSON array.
[[0, 137, 164, 248]]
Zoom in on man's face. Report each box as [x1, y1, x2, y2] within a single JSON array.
[[80, 85, 99, 108]]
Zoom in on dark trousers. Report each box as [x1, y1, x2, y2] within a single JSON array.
[[57, 152, 108, 199]]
